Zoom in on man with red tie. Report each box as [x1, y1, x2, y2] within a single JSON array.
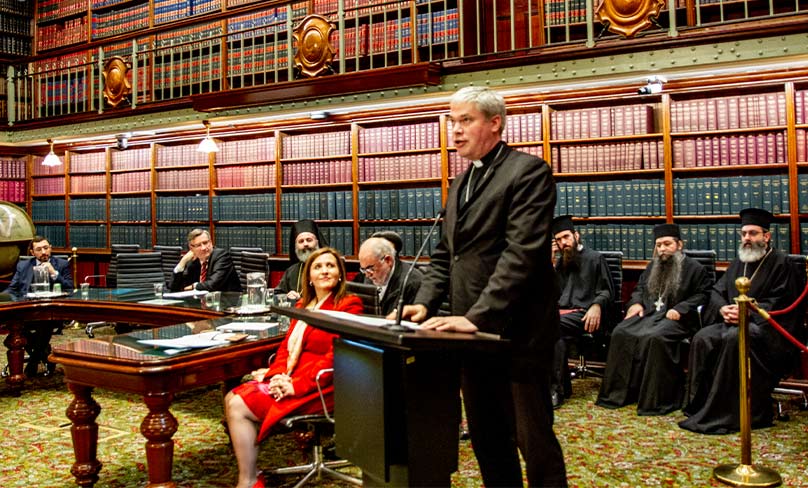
[[169, 228, 242, 292]]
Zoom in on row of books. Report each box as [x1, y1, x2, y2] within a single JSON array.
[[212, 193, 275, 221], [155, 195, 209, 221], [32, 200, 66, 221], [358, 153, 441, 182], [111, 197, 151, 221], [359, 122, 439, 153], [671, 132, 787, 168], [670, 92, 787, 132], [281, 224, 353, 257], [316, 0, 410, 18], [35, 225, 66, 248], [550, 105, 655, 140], [153, 56, 222, 90], [358, 187, 443, 221], [29, 51, 88, 73], [281, 131, 351, 160], [154, 0, 223, 26], [501, 112, 542, 144], [415, 9, 458, 46], [111, 225, 153, 250], [156, 168, 209, 190], [367, 17, 412, 54], [0, 14, 31, 36], [69, 198, 106, 221], [37, 77, 89, 110], [71, 175, 106, 193], [70, 151, 106, 173], [227, 42, 290, 77], [0, 157, 26, 179], [281, 191, 354, 221], [577, 222, 791, 261], [797, 129, 808, 163], [214, 225, 277, 253], [217, 164, 276, 188], [673, 175, 791, 216], [555, 180, 665, 218], [155, 224, 199, 247], [91, 2, 150, 40], [216, 137, 276, 165], [544, 0, 587, 26], [154, 21, 222, 48], [550, 140, 664, 173], [358, 224, 441, 257], [36, 16, 86, 51], [155, 143, 210, 167], [33, 177, 65, 195], [282, 160, 351, 186], [226, 6, 287, 35], [0, 181, 25, 202], [111, 147, 151, 171], [112, 171, 151, 193], [93, 0, 138, 8], [0, 35, 31, 56], [68, 224, 107, 248], [797, 91, 807, 125], [36, 0, 84, 24], [0, 0, 32, 16]]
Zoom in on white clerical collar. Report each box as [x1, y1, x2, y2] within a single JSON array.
[[471, 159, 484, 169]]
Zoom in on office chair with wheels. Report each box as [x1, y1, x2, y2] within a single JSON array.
[[116, 252, 166, 288], [107, 244, 140, 288], [229, 247, 264, 289], [264, 368, 362, 488], [240, 251, 271, 285]]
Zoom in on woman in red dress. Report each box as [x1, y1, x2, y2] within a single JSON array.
[[224, 247, 363, 488]]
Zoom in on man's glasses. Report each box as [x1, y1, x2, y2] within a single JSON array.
[[359, 256, 389, 275], [33, 245, 51, 252]]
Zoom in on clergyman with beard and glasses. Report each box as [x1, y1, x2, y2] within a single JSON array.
[[551, 215, 613, 408], [596, 223, 712, 416], [679, 208, 803, 434], [276, 219, 327, 299]]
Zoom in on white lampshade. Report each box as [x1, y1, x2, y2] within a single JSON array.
[[42, 140, 62, 166], [197, 121, 219, 153]]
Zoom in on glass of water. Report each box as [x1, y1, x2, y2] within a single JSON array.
[[31, 266, 50, 296], [246, 272, 267, 309], [154, 282, 164, 299]]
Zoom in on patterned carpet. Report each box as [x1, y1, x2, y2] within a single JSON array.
[[2, 327, 807, 487]]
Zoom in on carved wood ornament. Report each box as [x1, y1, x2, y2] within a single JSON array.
[[596, 0, 665, 38], [293, 14, 336, 78], [102, 56, 132, 108]]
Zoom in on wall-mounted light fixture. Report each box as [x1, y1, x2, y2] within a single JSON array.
[[197, 120, 219, 153], [42, 139, 62, 167], [309, 111, 331, 120], [637, 75, 667, 95]]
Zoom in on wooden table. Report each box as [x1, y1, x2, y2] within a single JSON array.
[[50, 317, 281, 488]]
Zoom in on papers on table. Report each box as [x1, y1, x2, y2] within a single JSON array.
[[26, 291, 68, 298], [163, 289, 208, 298], [317, 310, 420, 330], [216, 322, 278, 332], [137, 331, 235, 349], [138, 298, 184, 305]]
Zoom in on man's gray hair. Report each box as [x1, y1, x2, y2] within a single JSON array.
[[451, 86, 507, 135], [187, 228, 211, 244], [364, 237, 396, 260]]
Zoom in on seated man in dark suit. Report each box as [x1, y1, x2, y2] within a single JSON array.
[[353, 232, 423, 315], [6, 235, 73, 376], [551, 215, 612, 408], [275, 219, 327, 299], [596, 223, 711, 415], [169, 228, 242, 292]]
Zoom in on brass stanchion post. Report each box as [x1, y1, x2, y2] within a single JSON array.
[[713, 276, 782, 487]]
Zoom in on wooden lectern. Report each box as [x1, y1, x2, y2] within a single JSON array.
[[273, 307, 506, 487]]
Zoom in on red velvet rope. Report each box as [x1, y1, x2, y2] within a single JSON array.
[[770, 275, 808, 316], [748, 302, 808, 354]]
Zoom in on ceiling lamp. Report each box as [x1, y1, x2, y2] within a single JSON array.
[[42, 139, 62, 167], [197, 120, 219, 153]]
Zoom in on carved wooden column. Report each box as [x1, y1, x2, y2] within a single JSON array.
[[66, 383, 103, 488], [141, 392, 179, 488]]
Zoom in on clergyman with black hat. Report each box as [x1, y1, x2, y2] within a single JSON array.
[[275, 219, 328, 299], [551, 215, 613, 408], [679, 208, 802, 434], [596, 223, 712, 415]]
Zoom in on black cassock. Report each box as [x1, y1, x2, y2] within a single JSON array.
[[679, 248, 803, 434], [596, 255, 711, 415]]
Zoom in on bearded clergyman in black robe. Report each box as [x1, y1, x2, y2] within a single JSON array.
[[679, 208, 803, 434], [551, 215, 613, 408], [596, 223, 711, 415]]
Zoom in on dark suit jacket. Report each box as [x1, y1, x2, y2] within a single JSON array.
[[354, 259, 423, 315], [6, 257, 74, 295], [169, 247, 242, 292], [414, 144, 560, 369]]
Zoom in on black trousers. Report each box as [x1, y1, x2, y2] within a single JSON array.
[[24, 321, 57, 369], [461, 353, 567, 487]]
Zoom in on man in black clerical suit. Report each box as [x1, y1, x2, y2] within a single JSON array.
[[550, 215, 613, 408], [169, 228, 242, 292], [399, 86, 567, 487], [354, 232, 422, 315], [596, 223, 711, 415], [6, 235, 73, 376], [275, 219, 327, 298], [680, 208, 803, 434]]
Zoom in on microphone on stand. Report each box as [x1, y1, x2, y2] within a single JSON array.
[[389, 208, 445, 332]]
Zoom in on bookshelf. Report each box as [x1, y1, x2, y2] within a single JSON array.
[[0, 156, 28, 205], [0, 0, 33, 58]]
